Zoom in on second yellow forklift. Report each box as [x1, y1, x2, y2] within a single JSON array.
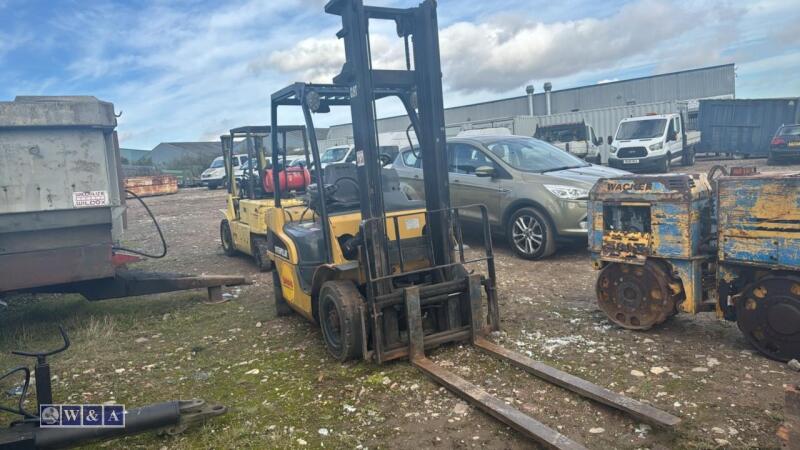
[[219, 126, 311, 271]]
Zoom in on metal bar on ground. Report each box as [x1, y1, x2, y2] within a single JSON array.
[[411, 357, 587, 450], [473, 336, 681, 427]]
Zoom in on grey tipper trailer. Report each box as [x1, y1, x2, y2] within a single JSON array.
[[0, 96, 245, 301], [0, 96, 124, 292]]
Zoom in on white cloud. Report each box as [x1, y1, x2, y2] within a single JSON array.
[[268, 0, 721, 94]]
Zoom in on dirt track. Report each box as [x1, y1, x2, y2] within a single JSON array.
[[2, 156, 800, 449]]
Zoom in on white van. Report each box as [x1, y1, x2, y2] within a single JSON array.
[[319, 132, 417, 168], [201, 154, 248, 189], [608, 113, 699, 173], [533, 121, 602, 163]]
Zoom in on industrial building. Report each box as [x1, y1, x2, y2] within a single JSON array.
[[324, 63, 735, 142]]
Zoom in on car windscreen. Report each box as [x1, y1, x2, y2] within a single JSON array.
[[534, 124, 586, 143], [320, 147, 349, 163], [484, 137, 589, 173], [616, 119, 667, 140], [779, 125, 800, 136], [210, 158, 224, 168]]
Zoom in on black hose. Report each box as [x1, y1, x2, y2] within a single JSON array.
[[112, 189, 168, 259]]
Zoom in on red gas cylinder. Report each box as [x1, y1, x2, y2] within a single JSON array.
[[263, 167, 311, 193]]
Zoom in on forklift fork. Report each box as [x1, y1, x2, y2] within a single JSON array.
[[403, 275, 680, 449]]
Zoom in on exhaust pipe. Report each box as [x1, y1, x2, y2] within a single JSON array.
[[525, 85, 535, 116], [544, 82, 552, 115]]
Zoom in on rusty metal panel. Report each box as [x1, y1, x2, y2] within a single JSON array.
[[124, 175, 179, 197], [717, 174, 800, 269], [779, 384, 800, 448]]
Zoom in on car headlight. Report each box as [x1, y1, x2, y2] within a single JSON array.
[[544, 184, 589, 200], [610, 146, 617, 154], [649, 142, 663, 151]]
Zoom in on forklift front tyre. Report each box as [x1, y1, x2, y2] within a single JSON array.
[[220, 220, 236, 257], [319, 281, 363, 362], [272, 270, 292, 317]]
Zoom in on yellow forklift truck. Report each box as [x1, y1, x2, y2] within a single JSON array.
[[264, 0, 680, 447], [219, 126, 311, 271]]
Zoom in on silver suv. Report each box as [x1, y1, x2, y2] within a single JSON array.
[[393, 135, 628, 259]]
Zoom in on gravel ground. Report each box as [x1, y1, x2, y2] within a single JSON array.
[[1, 156, 799, 449]]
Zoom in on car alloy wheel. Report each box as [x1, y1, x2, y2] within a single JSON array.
[[512, 214, 544, 256]]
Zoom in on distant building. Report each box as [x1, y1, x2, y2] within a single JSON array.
[[149, 142, 222, 167], [120, 148, 151, 164], [325, 63, 736, 141]]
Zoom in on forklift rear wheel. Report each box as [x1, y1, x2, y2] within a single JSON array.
[[252, 239, 273, 272], [272, 270, 292, 317], [220, 220, 236, 257], [319, 280, 363, 362], [735, 275, 800, 362]]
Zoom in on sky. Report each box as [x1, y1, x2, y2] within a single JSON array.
[[1, 0, 798, 149]]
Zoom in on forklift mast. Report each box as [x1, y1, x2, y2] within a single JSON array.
[[326, 0, 452, 293]]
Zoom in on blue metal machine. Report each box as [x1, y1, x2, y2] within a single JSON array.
[[589, 169, 800, 361]]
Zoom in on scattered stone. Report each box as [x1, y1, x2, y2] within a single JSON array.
[[382, 376, 391, 386], [453, 402, 469, 416], [706, 357, 720, 367], [650, 366, 667, 375], [630, 370, 645, 377], [244, 369, 260, 375], [256, 322, 263, 328], [134, 337, 149, 344], [589, 427, 605, 434], [192, 371, 210, 381], [692, 367, 709, 373], [728, 427, 738, 435], [343, 404, 356, 413], [711, 427, 725, 434], [714, 438, 730, 446], [787, 359, 800, 371], [634, 423, 651, 437], [297, 438, 307, 446], [114, 368, 125, 374], [673, 402, 681, 408], [318, 428, 329, 437]]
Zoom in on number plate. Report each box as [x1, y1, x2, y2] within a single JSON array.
[[622, 159, 640, 164]]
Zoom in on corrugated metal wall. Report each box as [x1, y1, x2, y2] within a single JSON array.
[[325, 64, 735, 141], [697, 98, 800, 156]]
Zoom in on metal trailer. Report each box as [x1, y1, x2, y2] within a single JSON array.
[[446, 100, 690, 164], [589, 169, 800, 361], [0, 96, 245, 302], [696, 98, 800, 157], [267, 1, 679, 448]]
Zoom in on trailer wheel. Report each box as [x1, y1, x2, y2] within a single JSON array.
[[735, 275, 800, 362], [220, 220, 236, 256], [272, 269, 292, 317], [319, 280, 363, 362]]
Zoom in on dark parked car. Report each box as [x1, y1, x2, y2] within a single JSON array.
[[769, 124, 800, 164]]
